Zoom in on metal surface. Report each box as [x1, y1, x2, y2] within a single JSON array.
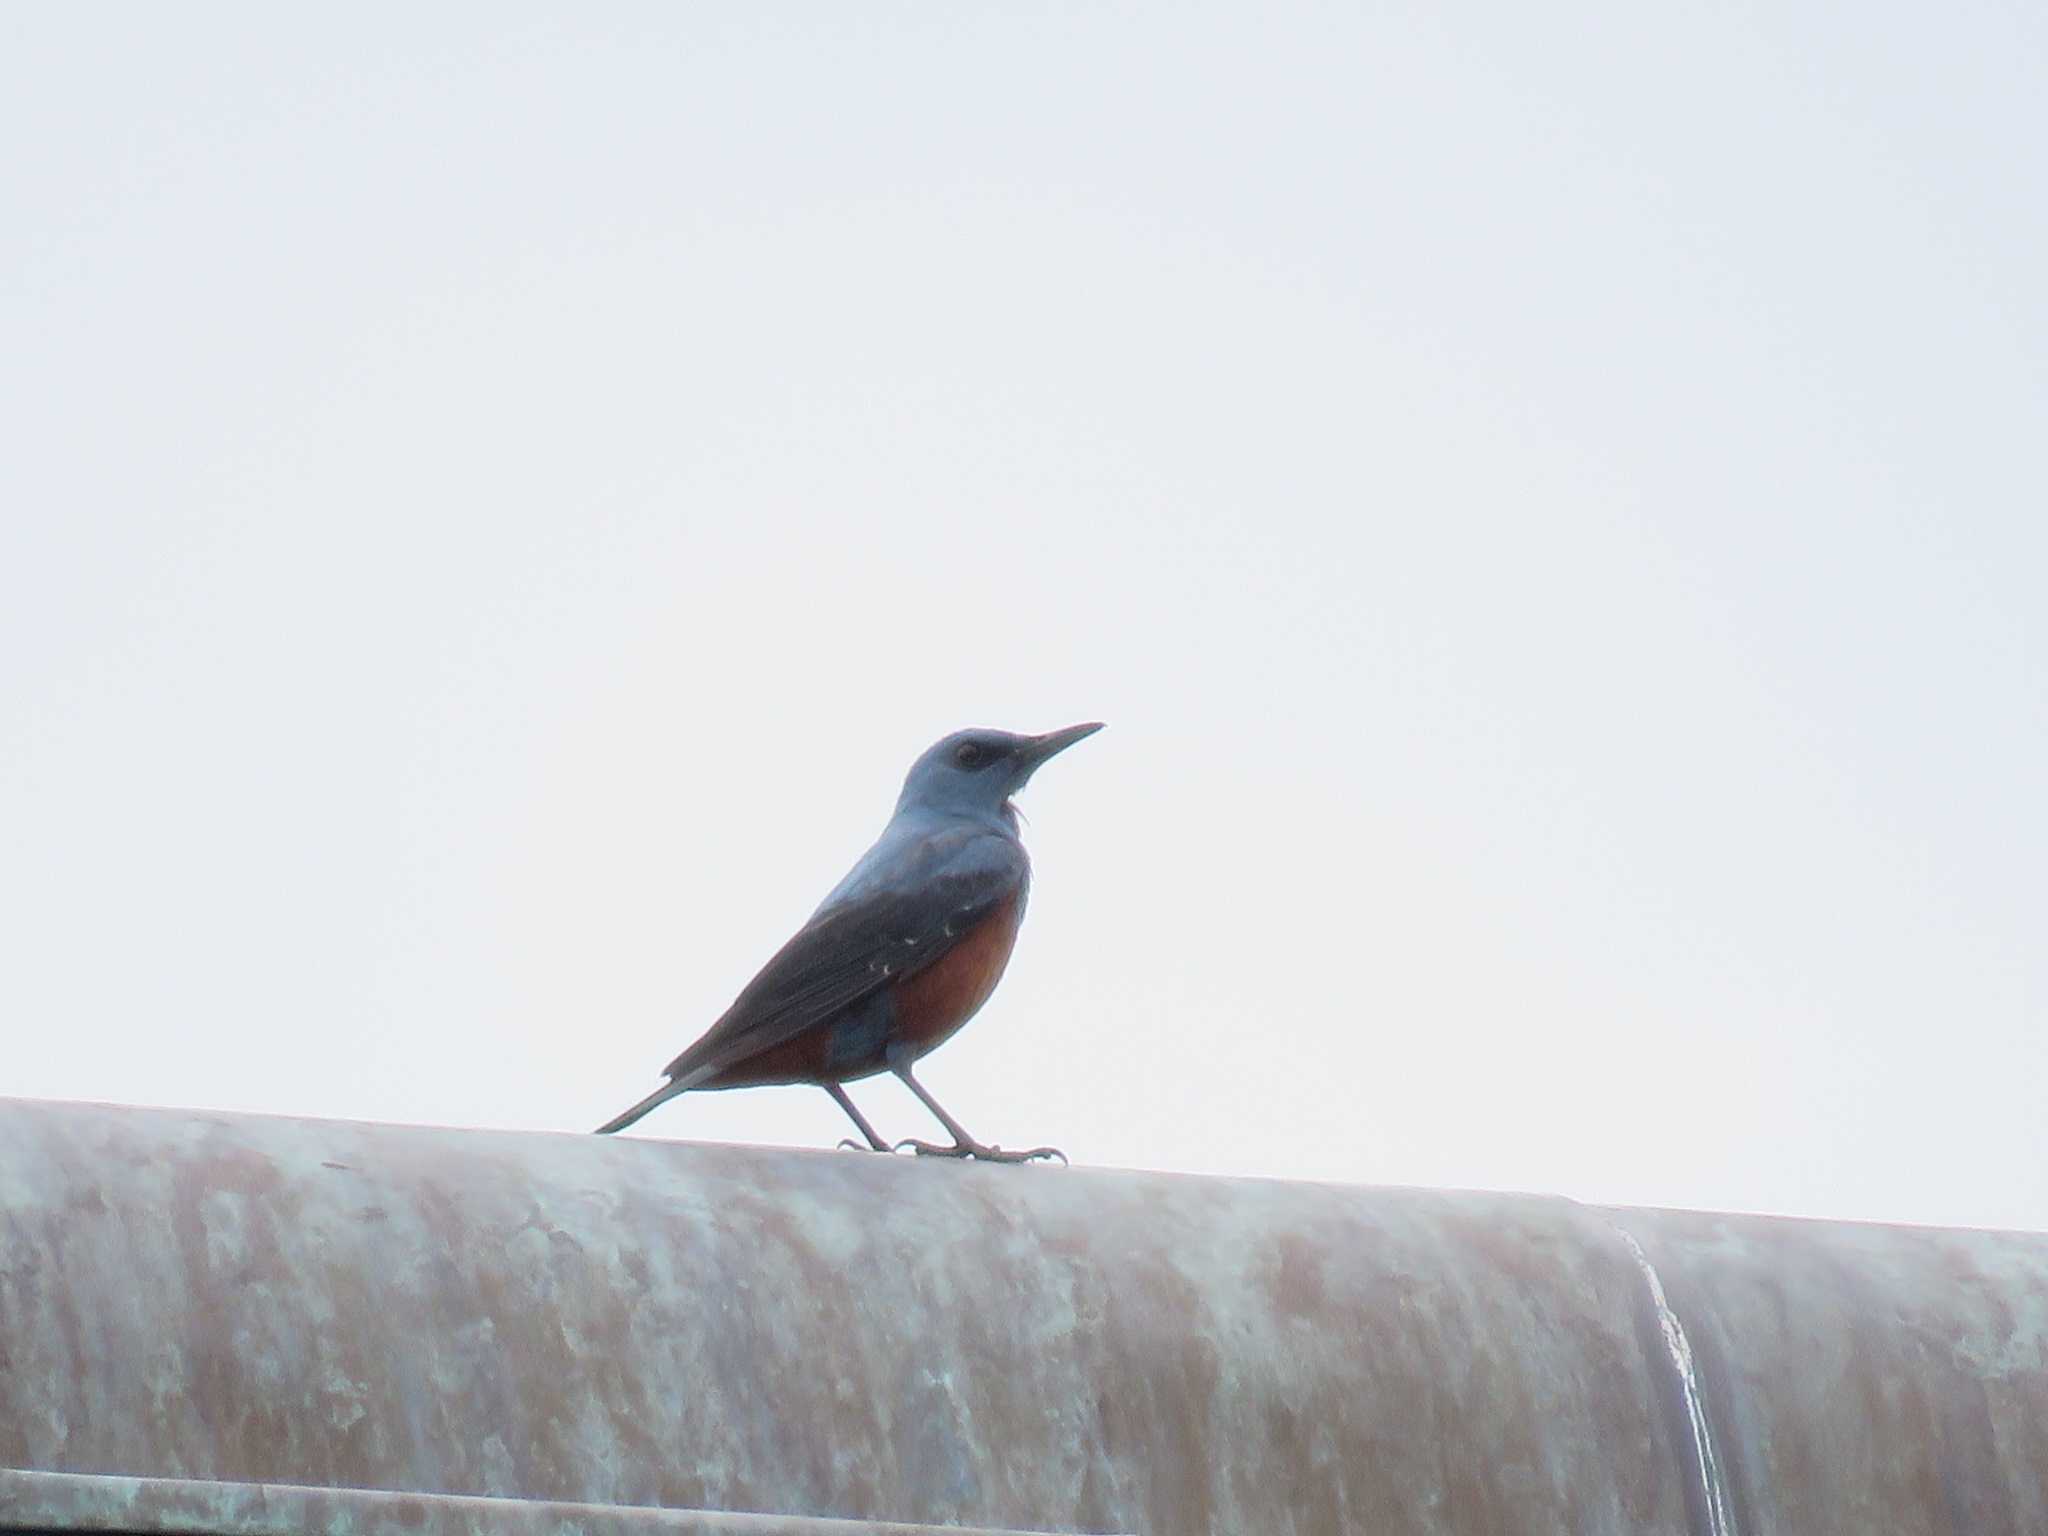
[[1612, 1207, 2048, 1535], [0, 1099, 2042, 1535]]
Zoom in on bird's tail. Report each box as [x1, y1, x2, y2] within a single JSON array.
[[594, 1078, 689, 1135]]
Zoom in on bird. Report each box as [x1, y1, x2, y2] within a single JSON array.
[[594, 722, 1102, 1162]]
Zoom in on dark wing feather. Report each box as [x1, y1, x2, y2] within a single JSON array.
[[662, 851, 1022, 1085]]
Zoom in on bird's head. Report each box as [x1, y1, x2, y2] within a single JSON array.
[[896, 722, 1104, 825]]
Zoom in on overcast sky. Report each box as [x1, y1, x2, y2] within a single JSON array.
[[4, 4, 2040, 1231]]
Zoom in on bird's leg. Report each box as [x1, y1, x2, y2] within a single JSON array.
[[825, 1084, 891, 1152], [888, 1063, 1066, 1164]]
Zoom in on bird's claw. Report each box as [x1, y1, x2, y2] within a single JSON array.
[[1009, 1145, 1069, 1165], [892, 1137, 1067, 1165]]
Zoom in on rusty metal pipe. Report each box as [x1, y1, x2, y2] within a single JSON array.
[[0, 1099, 2041, 1535]]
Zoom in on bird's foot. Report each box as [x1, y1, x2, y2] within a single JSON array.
[[892, 1138, 1067, 1165], [892, 1138, 964, 1158]]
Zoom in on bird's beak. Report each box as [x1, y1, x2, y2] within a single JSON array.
[[1016, 721, 1104, 781]]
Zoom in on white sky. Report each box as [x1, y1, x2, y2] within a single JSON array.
[[4, 5, 2040, 1231]]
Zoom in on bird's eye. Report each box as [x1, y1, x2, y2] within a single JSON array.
[[954, 742, 985, 768]]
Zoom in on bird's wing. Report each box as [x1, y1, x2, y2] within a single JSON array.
[[662, 826, 1025, 1084]]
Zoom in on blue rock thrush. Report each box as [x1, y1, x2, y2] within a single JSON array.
[[594, 723, 1102, 1162]]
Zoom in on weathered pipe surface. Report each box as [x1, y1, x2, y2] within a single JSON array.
[[0, 1100, 2042, 1536], [0, 1466, 1060, 1536]]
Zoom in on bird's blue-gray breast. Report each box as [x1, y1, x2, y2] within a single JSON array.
[[813, 809, 1028, 919]]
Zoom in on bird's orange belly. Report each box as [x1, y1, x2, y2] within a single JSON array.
[[888, 890, 1026, 1058], [699, 890, 1028, 1089]]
